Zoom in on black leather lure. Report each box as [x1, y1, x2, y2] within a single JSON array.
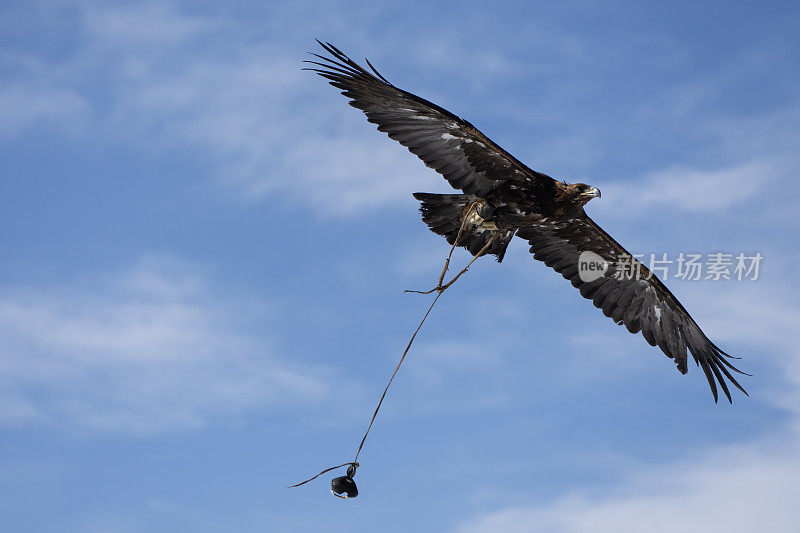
[[330, 465, 358, 499]]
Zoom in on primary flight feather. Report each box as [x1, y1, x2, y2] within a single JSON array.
[[305, 40, 748, 403]]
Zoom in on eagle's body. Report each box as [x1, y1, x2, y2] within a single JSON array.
[[306, 41, 747, 402]]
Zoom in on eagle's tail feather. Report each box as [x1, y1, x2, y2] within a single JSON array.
[[412, 193, 514, 262]]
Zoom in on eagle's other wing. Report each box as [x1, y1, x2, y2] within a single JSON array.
[[305, 41, 555, 196], [517, 214, 748, 402]]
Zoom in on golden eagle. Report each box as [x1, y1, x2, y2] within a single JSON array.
[[305, 41, 747, 403]]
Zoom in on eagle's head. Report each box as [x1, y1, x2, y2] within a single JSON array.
[[564, 182, 601, 206]]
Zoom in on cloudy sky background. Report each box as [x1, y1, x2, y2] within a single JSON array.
[[2, 1, 799, 531]]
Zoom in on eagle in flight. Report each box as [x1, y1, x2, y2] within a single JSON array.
[[305, 41, 748, 403]]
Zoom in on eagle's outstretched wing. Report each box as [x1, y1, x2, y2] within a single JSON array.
[[305, 41, 556, 196], [517, 214, 748, 402]]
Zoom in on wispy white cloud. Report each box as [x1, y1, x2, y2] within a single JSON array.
[[455, 435, 800, 533], [0, 83, 89, 138], [594, 156, 793, 217], [4, 1, 798, 221], [0, 1, 435, 215], [82, 2, 212, 46], [686, 283, 800, 418], [454, 282, 800, 533], [0, 255, 331, 435]]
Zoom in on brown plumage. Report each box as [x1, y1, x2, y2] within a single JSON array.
[[305, 41, 748, 403]]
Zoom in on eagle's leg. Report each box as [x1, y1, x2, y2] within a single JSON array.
[[435, 202, 478, 287], [405, 203, 497, 295], [436, 234, 498, 292], [404, 235, 498, 295], [405, 202, 477, 295]]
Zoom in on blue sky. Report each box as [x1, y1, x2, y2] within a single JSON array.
[[1, 1, 799, 531]]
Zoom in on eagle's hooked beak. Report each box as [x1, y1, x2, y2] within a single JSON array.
[[582, 187, 601, 199]]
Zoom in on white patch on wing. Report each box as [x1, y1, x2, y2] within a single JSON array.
[[441, 133, 458, 140]]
